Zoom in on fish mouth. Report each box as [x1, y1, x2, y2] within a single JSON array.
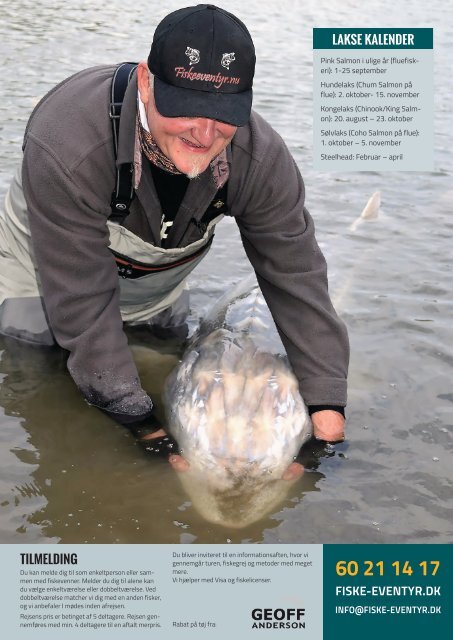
[[187, 454, 283, 486], [174, 467, 290, 528]]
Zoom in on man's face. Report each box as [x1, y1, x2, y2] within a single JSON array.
[[138, 63, 237, 178]]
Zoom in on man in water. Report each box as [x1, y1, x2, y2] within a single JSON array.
[[0, 5, 348, 455]]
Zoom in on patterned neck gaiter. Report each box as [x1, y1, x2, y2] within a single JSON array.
[[137, 118, 182, 175]]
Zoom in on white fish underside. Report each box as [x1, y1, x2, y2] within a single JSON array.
[[165, 276, 312, 490]]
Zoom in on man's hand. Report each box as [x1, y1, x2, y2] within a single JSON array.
[[311, 410, 345, 443], [138, 426, 180, 457], [140, 427, 166, 440], [169, 454, 190, 472]]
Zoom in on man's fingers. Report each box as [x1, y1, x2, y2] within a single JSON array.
[[169, 454, 190, 472], [314, 431, 345, 444], [282, 461, 305, 481], [140, 427, 167, 440]]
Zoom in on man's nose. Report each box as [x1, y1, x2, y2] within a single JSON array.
[[192, 118, 216, 146]]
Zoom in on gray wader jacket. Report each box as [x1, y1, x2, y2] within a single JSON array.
[[0, 65, 349, 426]]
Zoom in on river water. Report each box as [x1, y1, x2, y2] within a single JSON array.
[[0, 0, 451, 544]]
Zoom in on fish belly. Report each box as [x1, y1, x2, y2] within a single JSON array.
[[165, 279, 311, 483]]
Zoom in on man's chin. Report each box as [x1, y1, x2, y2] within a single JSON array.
[[186, 167, 203, 179], [170, 150, 215, 178], [182, 158, 210, 179]]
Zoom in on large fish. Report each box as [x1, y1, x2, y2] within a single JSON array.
[[164, 275, 312, 527]]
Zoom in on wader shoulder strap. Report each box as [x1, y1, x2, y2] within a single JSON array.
[[109, 62, 138, 223]]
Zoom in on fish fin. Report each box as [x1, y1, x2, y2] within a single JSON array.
[[349, 191, 381, 231]]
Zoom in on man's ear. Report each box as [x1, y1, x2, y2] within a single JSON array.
[[137, 61, 152, 105], [169, 454, 190, 472]]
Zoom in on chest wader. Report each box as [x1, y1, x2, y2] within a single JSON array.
[[0, 165, 55, 344]]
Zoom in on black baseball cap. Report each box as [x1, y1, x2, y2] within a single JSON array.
[[147, 4, 255, 127]]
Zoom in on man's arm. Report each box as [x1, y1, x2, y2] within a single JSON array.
[[232, 121, 350, 435], [22, 139, 154, 428]]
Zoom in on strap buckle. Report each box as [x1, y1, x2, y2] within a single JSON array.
[[109, 102, 122, 119]]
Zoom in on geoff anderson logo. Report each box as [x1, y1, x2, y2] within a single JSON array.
[[251, 608, 306, 629]]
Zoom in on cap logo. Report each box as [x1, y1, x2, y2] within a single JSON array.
[[221, 52, 235, 69], [185, 47, 200, 65]]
